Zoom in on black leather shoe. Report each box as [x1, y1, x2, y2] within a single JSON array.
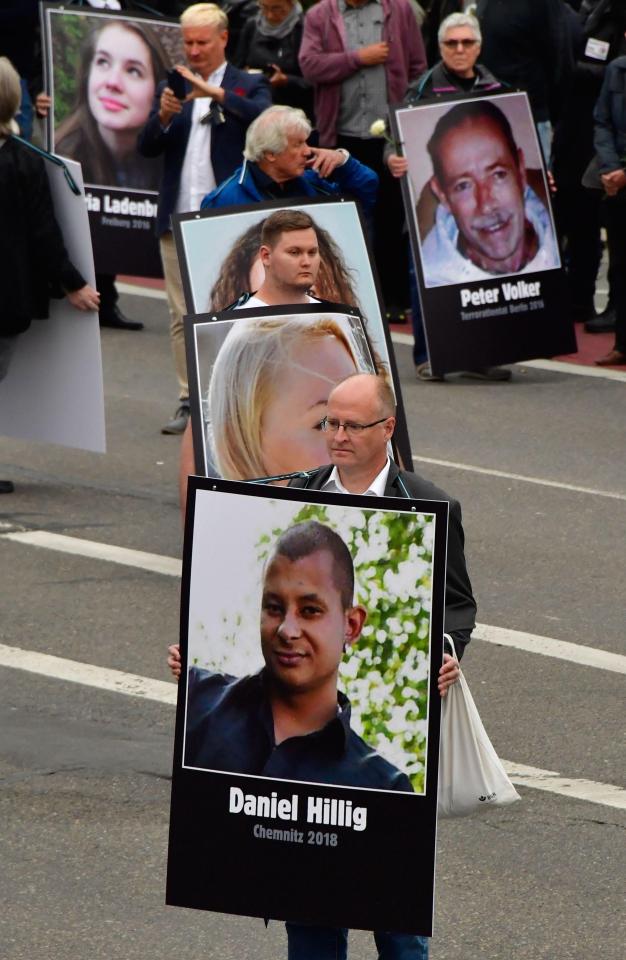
[[571, 303, 597, 324], [585, 308, 616, 334], [0, 480, 14, 493], [161, 403, 190, 435], [99, 305, 144, 331]]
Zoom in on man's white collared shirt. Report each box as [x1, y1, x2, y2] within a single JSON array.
[[176, 62, 227, 214], [322, 458, 391, 497]]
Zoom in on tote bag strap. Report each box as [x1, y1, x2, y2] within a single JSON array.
[[443, 633, 458, 662]]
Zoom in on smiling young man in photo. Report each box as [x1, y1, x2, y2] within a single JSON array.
[[420, 100, 559, 286], [182, 520, 412, 791]]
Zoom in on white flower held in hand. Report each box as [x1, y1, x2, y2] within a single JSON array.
[[369, 118, 387, 138]]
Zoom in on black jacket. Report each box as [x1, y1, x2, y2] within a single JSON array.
[[421, 1, 464, 67], [477, 0, 570, 122], [289, 461, 477, 658], [594, 55, 626, 173], [553, 0, 626, 180], [0, 137, 84, 335], [233, 18, 313, 118]]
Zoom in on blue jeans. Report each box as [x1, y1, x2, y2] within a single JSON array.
[[285, 923, 429, 959], [16, 79, 33, 141]]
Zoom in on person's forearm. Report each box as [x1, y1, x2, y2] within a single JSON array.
[[299, 37, 362, 85]]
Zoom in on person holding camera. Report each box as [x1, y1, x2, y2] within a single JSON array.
[[138, 2, 271, 435], [233, 0, 313, 120]]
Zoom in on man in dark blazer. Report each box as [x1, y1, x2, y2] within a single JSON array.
[[290, 372, 476, 660], [138, 2, 271, 434]]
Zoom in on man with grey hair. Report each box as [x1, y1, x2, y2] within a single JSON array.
[[200, 104, 378, 217], [139, 2, 271, 434]]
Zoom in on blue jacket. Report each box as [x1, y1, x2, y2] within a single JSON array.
[[200, 154, 379, 221], [137, 64, 271, 236], [593, 56, 626, 174]]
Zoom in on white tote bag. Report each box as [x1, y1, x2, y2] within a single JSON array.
[[438, 637, 521, 817]]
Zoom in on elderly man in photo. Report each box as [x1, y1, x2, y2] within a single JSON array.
[[420, 99, 560, 287], [138, 3, 271, 435], [200, 104, 378, 220]]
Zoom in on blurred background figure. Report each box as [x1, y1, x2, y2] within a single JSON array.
[[299, 0, 427, 323], [553, 0, 626, 334], [476, 0, 570, 164], [421, 0, 468, 66], [591, 15, 626, 367], [0, 56, 100, 494], [0, 0, 39, 142], [233, 0, 313, 120]]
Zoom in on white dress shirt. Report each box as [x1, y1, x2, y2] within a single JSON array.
[[322, 457, 391, 497], [176, 62, 227, 215], [236, 295, 318, 309]]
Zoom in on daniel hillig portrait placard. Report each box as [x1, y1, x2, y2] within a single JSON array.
[[167, 479, 447, 934]]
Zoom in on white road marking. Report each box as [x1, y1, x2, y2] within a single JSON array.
[[0, 643, 177, 705], [519, 358, 626, 382], [116, 284, 626, 382], [3, 530, 624, 674], [2, 530, 181, 577], [389, 330, 626, 382], [117, 282, 167, 301], [411, 455, 626, 502], [0, 643, 623, 811], [473, 623, 626, 674], [502, 761, 626, 811]]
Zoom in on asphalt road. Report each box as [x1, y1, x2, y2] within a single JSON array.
[[1, 290, 624, 960]]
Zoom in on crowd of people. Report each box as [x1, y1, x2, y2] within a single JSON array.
[[5, 2, 616, 957], [1, 0, 625, 435]]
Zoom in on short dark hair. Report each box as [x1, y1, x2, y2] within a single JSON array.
[[260, 209, 317, 249], [271, 521, 354, 609], [427, 100, 519, 183]]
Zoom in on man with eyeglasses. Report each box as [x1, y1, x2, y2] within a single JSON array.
[[290, 371, 475, 661], [287, 371, 476, 959]]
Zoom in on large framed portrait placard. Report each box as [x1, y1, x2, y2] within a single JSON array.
[[41, 4, 184, 276], [173, 197, 414, 471], [167, 479, 447, 934], [184, 303, 392, 482], [391, 91, 576, 375]]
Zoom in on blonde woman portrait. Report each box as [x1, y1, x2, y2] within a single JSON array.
[[202, 312, 376, 480]]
